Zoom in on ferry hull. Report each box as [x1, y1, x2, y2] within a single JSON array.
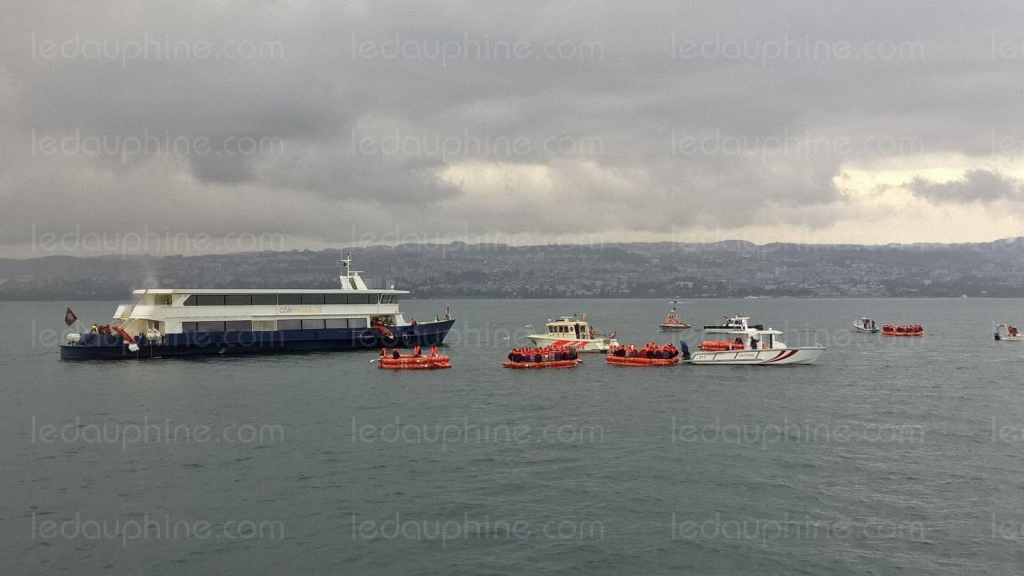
[[60, 320, 455, 360], [685, 346, 824, 366]]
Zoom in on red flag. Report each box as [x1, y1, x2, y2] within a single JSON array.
[[64, 307, 78, 327]]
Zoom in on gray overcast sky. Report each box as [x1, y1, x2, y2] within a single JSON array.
[[3, 0, 1024, 257]]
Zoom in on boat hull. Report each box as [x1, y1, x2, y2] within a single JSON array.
[[659, 323, 691, 331], [853, 325, 880, 334], [606, 356, 680, 367], [60, 320, 455, 360], [685, 346, 825, 365], [503, 359, 582, 369], [526, 334, 617, 353]]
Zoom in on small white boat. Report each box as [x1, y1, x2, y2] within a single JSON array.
[[659, 307, 691, 331], [995, 324, 1024, 341], [702, 315, 763, 334], [853, 316, 879, 334], [527, 314, 619, 353], [685, 317, 824, 365]]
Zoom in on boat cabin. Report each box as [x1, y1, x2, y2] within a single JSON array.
[[545, 316, 598, 340]]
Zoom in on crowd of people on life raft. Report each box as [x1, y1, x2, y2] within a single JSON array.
[[882, 324, 924, 333], [380, 345, 440, 359], [507, 346, 580, 363], [609, 342, 680, 359]]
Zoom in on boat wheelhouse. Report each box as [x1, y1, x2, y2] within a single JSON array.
[[702, 315, 763, 333], [526, 314, 619, 353], [60, 256, 454, 360]]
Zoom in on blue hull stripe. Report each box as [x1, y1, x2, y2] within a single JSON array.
[[60, 321, 455, 360]]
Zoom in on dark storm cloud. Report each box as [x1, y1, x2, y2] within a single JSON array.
[[3, 0, 1024, 255], [909, 169, 1022, 204]]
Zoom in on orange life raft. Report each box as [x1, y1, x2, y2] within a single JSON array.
[[503, 359, 582, 369], [605, 355, 680, 367], [881, 324, 924, 337], [698, 340, 746, 351], [378, 355, 451, 370]]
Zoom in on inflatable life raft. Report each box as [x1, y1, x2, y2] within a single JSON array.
[[606, 343, 680, 366], [698, 340, 746, 351], [378, 355, 451, 370], [881, 324, 924, 337], [605, 355, 680, 367], [505, 346, 580, 369], [503, 359, 582, 369]]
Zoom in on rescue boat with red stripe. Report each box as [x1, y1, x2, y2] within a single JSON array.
[[685, 316, 824, 365]]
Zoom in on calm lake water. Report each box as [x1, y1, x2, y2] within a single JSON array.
[[2, 298, 1023, 574]]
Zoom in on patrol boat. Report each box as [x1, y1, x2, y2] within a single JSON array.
[[60, 256, 454, 360]]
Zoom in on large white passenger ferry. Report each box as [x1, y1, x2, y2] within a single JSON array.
[[60, 256, 454, 360]]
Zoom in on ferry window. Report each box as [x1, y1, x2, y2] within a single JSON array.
[[278, 294, 302, 305], [197, 321, 226, 332], [183, 295, 197, 306], [182, 322, 198, 332], [225, 320, 253, 331], [301, 319, 326, 330], [225, 295, 252, 306], [278, 319, 302, 330], [301, 294, 325, 305], [325, 319, 349, 329], [349, 318, 368, 329], [252, 294, 277, 305], [348, 294, 372, 305], [195, 295, 225, 306], [324, 294, 348, 304]]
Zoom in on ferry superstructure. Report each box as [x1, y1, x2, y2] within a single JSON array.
[[60, 256, 454, 360]]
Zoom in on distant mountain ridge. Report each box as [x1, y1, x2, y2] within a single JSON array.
[[2, 238, 1024, 300]]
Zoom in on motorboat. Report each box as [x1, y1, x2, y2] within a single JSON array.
[[685, 317, 824, 365], [995, 324, 1024, 341], [853, 316, 879, 333], [659, 307, 691, 331], [526, 314, 619, 352], [702, 315, 764, 333]]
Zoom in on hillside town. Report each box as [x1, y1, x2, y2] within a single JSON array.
[[3, 240, 1024, 300]]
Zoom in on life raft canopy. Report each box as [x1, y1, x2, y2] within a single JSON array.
[[505, 345, 582, 368], [606, 342, 680, 366], [378, 346, 451, 369], [881, 324, 925, 336]]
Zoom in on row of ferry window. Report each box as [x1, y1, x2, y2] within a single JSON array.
[[181, 318, 371, 332], [182, 294, 398, 306]]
